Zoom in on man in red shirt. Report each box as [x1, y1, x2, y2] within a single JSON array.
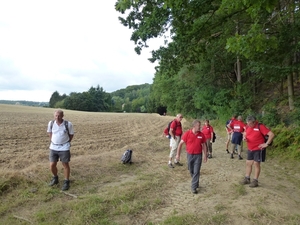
[[168, 114, 183, 168], [241, 115, 275, 187], [201, 120, 214, 158], [227, 115, 246, 160], [176, 120, 208, 194]]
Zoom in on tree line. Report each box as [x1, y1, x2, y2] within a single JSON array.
[[114, 0, 300, 127], [49, 84, 151, 113]]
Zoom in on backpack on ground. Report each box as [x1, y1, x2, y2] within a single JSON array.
[[121, 149, 132, 164], [212, 132, 216, 143], [163, 120, 174, 139]]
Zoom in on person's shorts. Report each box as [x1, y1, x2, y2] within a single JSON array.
[[247, 149, 266, 162], [49, 150, 71, 163], [231, 132, 243, 145]]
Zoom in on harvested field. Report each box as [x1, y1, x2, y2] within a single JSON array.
[[0, 104, 300, 225]]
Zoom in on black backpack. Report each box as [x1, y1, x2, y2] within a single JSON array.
[[163, 120, 175, 138], [212, 132, 216, 143], [121, 149, 132, 164]]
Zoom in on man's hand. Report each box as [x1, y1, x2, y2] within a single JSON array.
[[203, 154, 208, 163]]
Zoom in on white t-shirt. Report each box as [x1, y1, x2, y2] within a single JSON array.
[[47, 120, 74, 151]]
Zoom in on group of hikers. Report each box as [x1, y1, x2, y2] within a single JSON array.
[[46, 109, 275, 193], [165, 113, 275, 194]]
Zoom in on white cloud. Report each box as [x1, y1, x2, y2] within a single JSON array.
[[0, 0, 162, 102]]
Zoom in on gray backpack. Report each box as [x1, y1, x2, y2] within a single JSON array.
[[121, 149, 132, 164]]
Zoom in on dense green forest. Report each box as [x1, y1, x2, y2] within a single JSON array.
[[114, 0, 300, 126]]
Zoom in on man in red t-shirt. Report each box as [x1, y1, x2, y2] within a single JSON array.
[[227, 115, 246, 160], [240, 115, 275, 187], [176, 120, 207, 194], [201, 120, 214, 158], [168, 114, 183, 168]]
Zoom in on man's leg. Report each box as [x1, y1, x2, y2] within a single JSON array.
[[49, 162, 59, 186], [248, 161, 260, 187], [50, 161, 58, 176], [191, 154, 202, 193], [245, 160, 253, 177], [174, 137, 183, 165], [237, 144, 243, 160], [62, 162, 70, 180], [226, 133, 231, 153], [206, 140, 212, 157], [61, 162, 71, 191], [49, 150, 59, 186], [168, 139, 176, 168], [253, 161, 261, 180], [230, 143, 236, 158]]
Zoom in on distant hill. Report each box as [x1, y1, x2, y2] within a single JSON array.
[[0, 100, 49, 107]]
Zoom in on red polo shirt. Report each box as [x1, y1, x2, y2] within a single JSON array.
[[170, 120, 182, 136], [181, 130, 206, 154], [201, 125, 214, 139], [229, 120, 246, 133], [245, 122, 270, 151]]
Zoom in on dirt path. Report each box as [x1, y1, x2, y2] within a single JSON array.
[[0, 105, 299, 224], [144, 116, 300, 224]]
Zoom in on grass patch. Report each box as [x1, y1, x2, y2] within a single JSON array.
[[231, 183, 247, 198], [247, 206, 300, 225], [162, 213, 229, 225]]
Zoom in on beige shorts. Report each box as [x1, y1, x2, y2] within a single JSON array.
[[169, 136, 181, 158]]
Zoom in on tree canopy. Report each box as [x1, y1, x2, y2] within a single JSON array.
[[115, 0, 300, 124]]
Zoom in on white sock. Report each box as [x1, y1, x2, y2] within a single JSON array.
[[168, 161, 172, 164]]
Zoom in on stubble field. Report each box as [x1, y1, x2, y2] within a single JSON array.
[[0, 104, 300, 225]]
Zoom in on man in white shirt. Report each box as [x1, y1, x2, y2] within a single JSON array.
[[47, 109, 74, 191]]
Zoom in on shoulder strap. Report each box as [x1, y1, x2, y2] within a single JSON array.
[[64, 120, 69, 135], [50, 120, 69, 135], [50, 120, 54, 130], [257, 123, 264, 138]]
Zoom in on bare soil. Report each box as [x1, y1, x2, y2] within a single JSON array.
[[0, 104, 300, 224]]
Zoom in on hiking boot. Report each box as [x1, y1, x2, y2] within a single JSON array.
[[238, 155, 243, 160], [249, 179, 258, 188], [168, 163, 174, 168], [240, 177, 250, 185], [174, 161, 183, 166], [49, 176, 59, 186], [62, 180, 70, 191], [226, 149, 229, 154], [230, 154, 234, 159], [192, 189, 198, 194]]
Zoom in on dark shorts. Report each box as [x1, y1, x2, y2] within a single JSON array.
[[247, 149, 266, 162], [231, 132, 243, 145], [49, 150, 71, 163]]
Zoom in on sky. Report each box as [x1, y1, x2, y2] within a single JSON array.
[[0, 1, 164, 102]]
